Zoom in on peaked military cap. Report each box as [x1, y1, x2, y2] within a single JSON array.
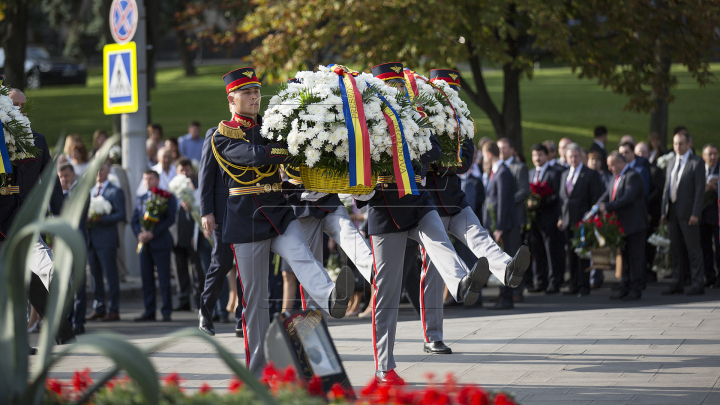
[[430, 69, 461, 91], [372, 62, 405, 84], [223, 67, 260, 94]]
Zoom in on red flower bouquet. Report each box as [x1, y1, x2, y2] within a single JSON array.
[[526, 181, 554, 227], [571, 211, 625, 255]]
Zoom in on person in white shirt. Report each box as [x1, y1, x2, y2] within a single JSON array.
[[557, 137, 573, 168], [137, 147, 177, 195]]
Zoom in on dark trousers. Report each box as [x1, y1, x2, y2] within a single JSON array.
[[67, 273, 86, 328], [200, 227, 242, 324], [139, 247, 173, 317], [529, 223, 565, 289], [498, 227, 522, 303], [174, 245, 205, 309], [621, 231, 646, 295], [668, 204, 705, 290], [198, 236, 228, 316], [700, 222, 720, 285], [88, 246, 119, 313], [29, 272, 75, 344], [566, 228, 590, 291]]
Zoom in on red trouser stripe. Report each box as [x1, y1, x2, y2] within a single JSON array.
[[369, 235, 379, 370], [231, 244, 250, 366], [420, 247, 429, 343]]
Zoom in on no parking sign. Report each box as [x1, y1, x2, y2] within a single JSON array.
[[110, 0, 138, 45]]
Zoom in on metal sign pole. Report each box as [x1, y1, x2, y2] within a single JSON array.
[[121, 0, 146, 276]]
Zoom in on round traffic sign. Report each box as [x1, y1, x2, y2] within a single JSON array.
[[110, 0, 138, 45]]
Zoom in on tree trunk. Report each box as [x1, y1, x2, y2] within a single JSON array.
[[502, 64, 523, 154], [1, 0, 28, 90], [175, 29, 196, 77], [649, 42, 672, 146]]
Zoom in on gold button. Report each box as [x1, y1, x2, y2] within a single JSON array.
[[272, 184, 280, 192], [0, 187, 7, 196]]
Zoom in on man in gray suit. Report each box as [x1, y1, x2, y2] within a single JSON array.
[[661, 132, 706, 295]]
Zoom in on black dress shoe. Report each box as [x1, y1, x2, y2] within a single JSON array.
[[577, 288, 591, 296], [704, 280, 715, 288], [562, 287, 580, 296], [134, 312, 156, 322], [86, 310, 106, 321], [219, 314, 230, 324], [527, 286, 547, 293], [162, 315, 172, 322], [661, 287, 684, 295], [423, 341, 452, 354], [235, 328, 243, 338], [610, 291, 628, 300], [73, 325, 86, 335], [623, 291, 641, 301], [459, 257, 490, 306], [198, 313, 215, 336], [487, 300, 514, 310], [505, 245, 531, 288], [545, 286, 560, 294], [329, 266, 353, 319], [173, 303, 192, 312], [685, 287, 705, 296]]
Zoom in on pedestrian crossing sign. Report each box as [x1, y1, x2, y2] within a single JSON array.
[[103, 42, 138, 115]]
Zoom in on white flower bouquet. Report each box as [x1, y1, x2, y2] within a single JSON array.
[[168, 174, 212, 245], [404, 71, 474, 167], [261, 66, 433, 184], [1, 84, 38, 186], [87, 196, 112, 227], [656, 152, 674, 170], [108, 144, 122, 165]]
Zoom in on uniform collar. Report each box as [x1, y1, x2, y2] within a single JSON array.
[[233, 113, 259, 128]]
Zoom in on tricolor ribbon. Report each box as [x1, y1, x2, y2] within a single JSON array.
[[372, 86, 418, 198], [330, 64, 372, 187], [0, 119, 13, 175], [417, 75, 463, 164], [402, 69, 427, 119], [143, 212, 160, 223]]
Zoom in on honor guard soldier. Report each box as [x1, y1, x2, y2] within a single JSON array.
[[361, 62, 490, 383], [210, 67, 354, 374], [198, 102, 242, 337], [418, 69, 531, 352]]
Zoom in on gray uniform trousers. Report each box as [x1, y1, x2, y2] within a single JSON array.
[[420, 207, 512, 342], [370, 210, 468, 372], [298, 207, 373, 311], [232, 219, 336, 375], [0, 236, 53, 287]]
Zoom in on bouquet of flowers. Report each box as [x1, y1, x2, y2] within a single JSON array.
[[655, 152, 674, 170], [262, 65, 433, 179], [404, 71, 474, 167], [571, 210, 626, 255], [87, 195, 112, 227], [649, 224, 671, 277], [526, 181, 554, 227], [137, 187, 171, 253], [108, 144, 122, 165], [1, 83, 39, 187], [168, 174, 212, 245]]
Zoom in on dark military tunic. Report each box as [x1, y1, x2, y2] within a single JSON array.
[[425, 137, 475, 217], [211, 115, 297, 244], [362, 135, 442, 235], [283, 166, 343, 219]]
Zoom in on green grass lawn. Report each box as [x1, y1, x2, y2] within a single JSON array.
[[26, 63, 719, 158]]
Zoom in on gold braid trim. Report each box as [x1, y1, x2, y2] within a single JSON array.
[[211, 127, 277, 185], [218, 121, 247, 139], [281, 164, 303, 182]]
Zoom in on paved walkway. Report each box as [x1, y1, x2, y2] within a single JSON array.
[[35, 284, 720, 405]]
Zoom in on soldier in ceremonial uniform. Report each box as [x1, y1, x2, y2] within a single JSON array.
[[210, 67, 354, 374], [360, 62, 490, 383], [419, 69, 530, 353]]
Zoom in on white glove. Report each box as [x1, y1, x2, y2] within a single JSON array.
[[421, 177, 426, 186], [300, 191, 328, 201], [351, 190, 375, 201]]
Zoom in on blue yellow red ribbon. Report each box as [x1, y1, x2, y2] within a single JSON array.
[[372, 86, 418, 198], [330, 64, 372, 187], [0, 119, 13, 174], [143, 212, 160, 223]]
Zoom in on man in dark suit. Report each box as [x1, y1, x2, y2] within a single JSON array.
[[598, 152, 648, 300], [527, 144, 564, 294], [589, 126, 609, 173], [482, 142, 521, 310], [635, 142, 666, 283], [558, 143, 603, 296], [497, 138, 530, 235], [619, 142, 650, 196], [661, 132, 706, 295], [86, 161, 126, 322], [700, 144, 719, 287], [132, 170, 177, 321]]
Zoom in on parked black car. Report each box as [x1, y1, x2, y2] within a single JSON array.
[[0, 45, 87, 89]]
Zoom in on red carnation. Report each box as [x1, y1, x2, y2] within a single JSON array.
[[457, 385, 489, 405], [422, 388, 451, 405], [329, 382, 347, 400], [530, 181, 554, 198], [228, 376, 244, 393], [361, 378, 379, 397], [46, 379, 63, 396], [199, 382, 212, 394], [308, 375, 324, 397], [71, 368, 93, 392], [493, 392, 516, 405], [619, 227, 625, 234], [163, 372, 182, 387], [281, 366, 297, 383]]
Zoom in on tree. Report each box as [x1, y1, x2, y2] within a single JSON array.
[[551, 0, 720, 145], [243, 0, 574, 152], [0, 0, 29, 90]]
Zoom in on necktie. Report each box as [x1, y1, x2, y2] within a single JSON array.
[[671, 159, 682, 203], [534, 169, 540, 183], [611, 175, 620, 201], [95, 184, 102, 197], [566, 169, 574, 195]]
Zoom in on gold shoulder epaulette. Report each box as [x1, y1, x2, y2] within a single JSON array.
[[218, 121, 246, 139]]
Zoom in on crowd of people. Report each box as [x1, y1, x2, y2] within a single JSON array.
[[7, 65, 718, 380]]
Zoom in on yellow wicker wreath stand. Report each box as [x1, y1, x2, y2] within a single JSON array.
[[299, 165, 376, 194]]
